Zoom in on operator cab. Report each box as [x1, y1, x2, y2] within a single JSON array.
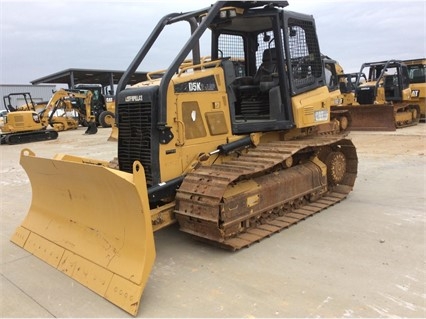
[[208, 3, 325, 133], [115, 1, 329, 180], [355, 60, 410, 104]]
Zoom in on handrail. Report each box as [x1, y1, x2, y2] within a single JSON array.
[[177, 58, 221, 77]]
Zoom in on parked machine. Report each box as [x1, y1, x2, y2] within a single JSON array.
[[1, 93, 58, 145], [404, 58, 426, 121], [323, 56, 359, 107], [332, 60, 420, 131], [38, 88, 98, 134], [74, 84, 116, 127], [11, 2, 358, 315], [1, 92, 47, 112]]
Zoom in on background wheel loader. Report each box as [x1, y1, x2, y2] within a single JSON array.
[[74, 83, 116, 128], [11, 1, 358, 316], [1, 93, 58, 144], [71, 84, 117, 140], [329, 59, 420, 131]]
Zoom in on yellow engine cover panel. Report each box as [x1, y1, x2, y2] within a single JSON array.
[[292, 86, 331, 128], [2, 111, 44, 133]]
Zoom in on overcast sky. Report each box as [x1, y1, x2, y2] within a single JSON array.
[[1, 0, 425, 85]]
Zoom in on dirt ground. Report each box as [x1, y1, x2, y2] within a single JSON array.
[[1, 124, 425, 318]]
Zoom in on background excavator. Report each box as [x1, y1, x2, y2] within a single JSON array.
[[36, 88, 98, 133], [11, 1, 358, 315], [404, 58, 426, 122], [1, 87, 109, 144], [1, 93, 58, 144]]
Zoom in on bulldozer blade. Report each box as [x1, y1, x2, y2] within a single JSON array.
[[10, 149, 155, 316], [332, 104, 396, 131]]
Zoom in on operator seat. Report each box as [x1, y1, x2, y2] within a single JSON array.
[[233, 48, 279, 119], [234, 47, 278, 94], [255, 47, 278, 86]]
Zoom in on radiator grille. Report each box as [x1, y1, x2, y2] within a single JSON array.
[[356, 88, 375, 105], [118, 102, 153, 185]]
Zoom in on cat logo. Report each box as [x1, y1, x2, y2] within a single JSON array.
[[188, 82, 202, 92], [411, 90, 420, 98]]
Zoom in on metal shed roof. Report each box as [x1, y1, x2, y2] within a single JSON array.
[[30, 68, 148, 89]]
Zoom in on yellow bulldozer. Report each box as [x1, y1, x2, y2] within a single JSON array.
[[323, 56, 366, 107], [328, 59, 420, 131], [11, 1, 358, 315], [1, 93, 58, 145], [404, 58, 426, 122]]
